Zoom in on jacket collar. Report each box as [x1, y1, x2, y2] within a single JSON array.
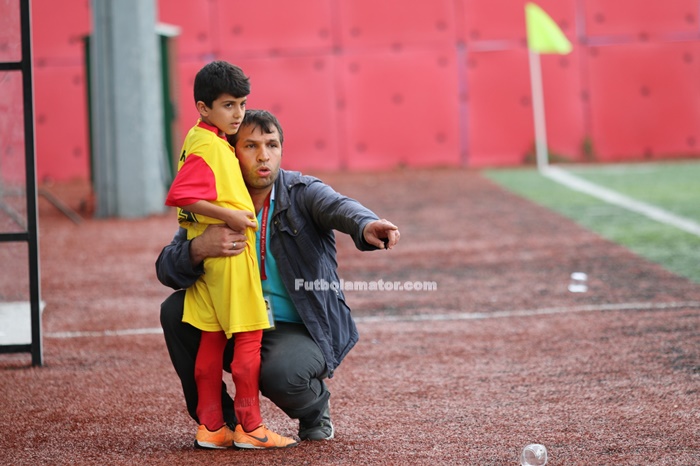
[[272, 169, 319, 214], [273, 169, 297, 213]]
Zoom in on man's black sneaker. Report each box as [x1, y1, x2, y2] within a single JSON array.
[[298, 405, 334, 441]]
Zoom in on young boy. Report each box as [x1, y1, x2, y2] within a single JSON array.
[[165, 61, 296, 450]]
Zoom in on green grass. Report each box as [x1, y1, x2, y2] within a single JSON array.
[[567, 162, 700, 221], [483, 161, 700, 283]]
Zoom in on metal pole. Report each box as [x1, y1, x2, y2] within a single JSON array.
[[20, 0, 42, 366], [91, 0, 166, 218]]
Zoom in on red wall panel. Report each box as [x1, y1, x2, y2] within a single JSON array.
[[586, 41, 700, 161], [232, 55, 340, 172], [338, 48, 461, 171], [457, 0, 576, 45], [465, 49, 533, 166], [0, 0, 21, 62], [0, 71, 26, 184], [214, 0, 333, 56], [158, 0, 216, 58], [540, 50, 587, 162], [583, 0, 698, 38], [173, 60, 208, 140], [33, 65, 90, 182], [337, 0, 456, 50], [176, 56, 341, 172], [31, 0, 90, 65], [16, 0, 700, 183]]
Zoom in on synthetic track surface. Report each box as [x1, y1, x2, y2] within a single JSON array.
[[2, 169, 699, 465]]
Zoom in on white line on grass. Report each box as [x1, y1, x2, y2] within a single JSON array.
[[541, 166, 700, 237], [44, 301, 700, 338]]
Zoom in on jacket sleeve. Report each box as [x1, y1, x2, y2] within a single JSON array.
[[154, 227, 204, 290], [303, 180, 380, 251]]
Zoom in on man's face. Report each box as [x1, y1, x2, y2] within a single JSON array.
[[233, 123, 282, 191], [198, 94, 246, 136]]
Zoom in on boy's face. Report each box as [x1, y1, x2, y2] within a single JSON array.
[[197, 94, 247, 136]]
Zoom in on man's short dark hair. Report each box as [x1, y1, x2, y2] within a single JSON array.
[[229, 109, 284, 146], [193, 61, 250, 107]]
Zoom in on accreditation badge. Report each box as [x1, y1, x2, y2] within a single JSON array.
[[264, 296, 276, 331]]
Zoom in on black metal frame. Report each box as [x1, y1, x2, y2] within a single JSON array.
[[0, 0, 42, 366]]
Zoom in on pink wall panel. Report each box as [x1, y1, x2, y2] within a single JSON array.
[[31, 0, 90, 65], [583, 0, 698, 38], [457, 0, 576, 45], [15, 0, 700, 183], [174, 60, 208, 133], [0, 0, 21, 62], [214, 0, 333, 55], [33, 65, 90, 182], [338, 48, 461, 171], [337, 0, 456, 50], [158, 0, 216, 58], [465, 49, 533, 166], [233, 55, 340, 172], [0, 72, 26, 184], [586, 42, 700, 161], [176, 56, 340, 172], [540, 51, 587, 161]]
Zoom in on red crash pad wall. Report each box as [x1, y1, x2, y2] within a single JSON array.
[[17, 0, 700, 182]]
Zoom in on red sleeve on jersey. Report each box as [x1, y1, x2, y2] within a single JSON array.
[[165, 155, 218, 206]]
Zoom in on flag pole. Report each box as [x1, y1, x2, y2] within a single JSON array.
[[528, 48, 549, 171], [525, 2, 572, 172]]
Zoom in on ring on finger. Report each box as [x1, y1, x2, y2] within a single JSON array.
[[232, 242, 237, 249]]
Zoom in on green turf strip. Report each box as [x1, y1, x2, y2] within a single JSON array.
[[567, 162, 700, 222], [483, 164, 700, 283]]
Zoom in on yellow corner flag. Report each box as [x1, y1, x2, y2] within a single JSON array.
[[525, 2, 572, 54]]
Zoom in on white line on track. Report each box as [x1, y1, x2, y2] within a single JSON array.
[[44, 301, 700, 338], [46, 327, 164, 339], [354, 301, 700, 323], [541, 166, 700, 237]]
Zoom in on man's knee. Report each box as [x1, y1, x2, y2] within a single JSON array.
[[260, 358, 329, 418], [259, 356, 294, 399], [260, 354, 324, 402]]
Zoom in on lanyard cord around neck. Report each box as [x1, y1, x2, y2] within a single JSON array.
[[259, 190, 272, 281]]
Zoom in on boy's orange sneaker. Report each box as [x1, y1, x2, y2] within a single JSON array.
[[194, 424, 236, 449], [233, 424, 298, 449]]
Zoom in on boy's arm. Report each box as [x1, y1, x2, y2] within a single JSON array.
[[166, 155, 256, 231], [181, 200, 257, 232], [166, 153, 257, 231]]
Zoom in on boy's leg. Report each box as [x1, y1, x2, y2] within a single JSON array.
[[259, 323, 331, 429], [195, 331, 228, 430], [160, 291, 236, 426], [229, 330, 264, 432], [230, 329, 298, 449]]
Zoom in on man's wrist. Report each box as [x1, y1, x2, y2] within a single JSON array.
[[188, 236, 205, 266]]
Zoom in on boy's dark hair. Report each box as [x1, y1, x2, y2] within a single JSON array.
[[228, 109, 284, 146], [193, 61, 250, 107]]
